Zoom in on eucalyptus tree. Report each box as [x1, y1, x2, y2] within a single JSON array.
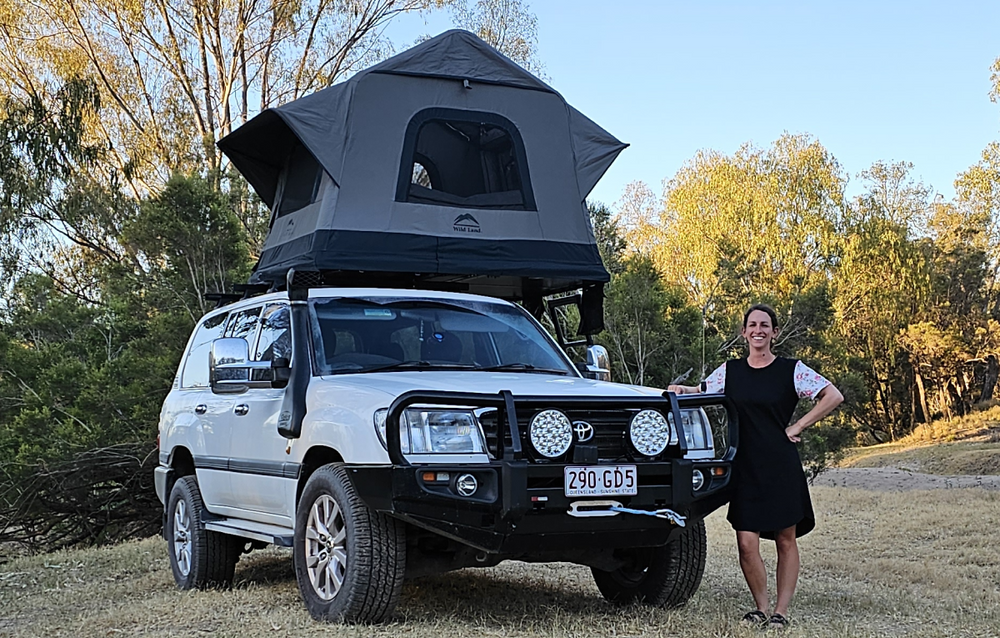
[[450, 0, 542, 75], [832, 162, 931, 440], [0, 0, 452, 189]]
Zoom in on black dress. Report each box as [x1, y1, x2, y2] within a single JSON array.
[[724, 357, 815, 539]]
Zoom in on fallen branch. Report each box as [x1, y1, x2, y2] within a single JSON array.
[[0, 442, 161, 553]]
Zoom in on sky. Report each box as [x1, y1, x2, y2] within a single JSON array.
[[386, 0, 1000, 208]]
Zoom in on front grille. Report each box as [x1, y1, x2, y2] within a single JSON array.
[[479, 408, 640, 462]]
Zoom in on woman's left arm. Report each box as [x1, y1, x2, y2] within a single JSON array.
[[786, 384, 845, 443]]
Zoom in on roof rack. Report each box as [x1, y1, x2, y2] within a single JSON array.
[[203, 283, 275, 308]]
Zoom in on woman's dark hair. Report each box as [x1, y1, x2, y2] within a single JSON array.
[[743, 303, 778, 328]]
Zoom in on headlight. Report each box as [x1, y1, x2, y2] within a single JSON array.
[[629, 409, 673, 457], [681, 408, 713, 451], [529, 409, 573, 458], [375, 408, 486, 454]]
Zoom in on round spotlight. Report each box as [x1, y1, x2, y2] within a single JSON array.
[[456, 473, 478, 497], [529, 409, 573, 458], [692, 469, 705, 491], [629, 409, 671, 457]]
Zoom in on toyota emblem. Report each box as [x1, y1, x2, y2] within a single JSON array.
[[572, 421, 595, 442]]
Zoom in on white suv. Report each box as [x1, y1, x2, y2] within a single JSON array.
[[155, 286, 735, 623]]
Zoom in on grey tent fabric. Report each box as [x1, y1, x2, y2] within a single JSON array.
[[217, 29, 626, 306]]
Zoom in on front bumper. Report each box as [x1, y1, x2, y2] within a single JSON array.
[[349, 458, 731, 553]]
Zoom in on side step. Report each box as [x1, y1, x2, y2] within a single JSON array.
[[204, 519, 295, 547]]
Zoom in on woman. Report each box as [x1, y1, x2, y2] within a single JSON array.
[[668, 304, 843, 628]]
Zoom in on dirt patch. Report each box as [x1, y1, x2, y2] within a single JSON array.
[[813, 466, 1000, 491]]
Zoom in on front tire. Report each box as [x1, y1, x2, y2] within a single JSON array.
[[293, 464, 406, 623], [165, 476, 240, 589], [591, 519, 707, 608]]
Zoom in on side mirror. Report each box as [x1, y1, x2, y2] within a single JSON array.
[[209, 338, 275, 393], [272, 357, 291, 388], [582, 344, 611, 382]]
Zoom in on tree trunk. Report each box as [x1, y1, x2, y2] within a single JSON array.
[[981, 355, 998, 402], [947, 379, 966, 417], [914, 371, 930, 424]]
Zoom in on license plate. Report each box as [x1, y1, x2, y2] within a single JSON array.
[[564, 465, 637, 497]]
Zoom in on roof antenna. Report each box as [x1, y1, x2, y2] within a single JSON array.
[[463, 79, 471, 89]]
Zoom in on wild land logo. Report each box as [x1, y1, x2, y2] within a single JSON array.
[[453, 213, 481, 233]]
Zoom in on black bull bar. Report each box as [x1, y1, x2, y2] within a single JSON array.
[[347, 390, 738, 553]]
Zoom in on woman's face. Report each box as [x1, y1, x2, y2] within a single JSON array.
[[742, 309, 776, 353]]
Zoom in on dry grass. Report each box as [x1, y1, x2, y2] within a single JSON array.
[[841, 406, 1000, 476], [840, 441, 1000, 475], [2, 485, 999, 638]]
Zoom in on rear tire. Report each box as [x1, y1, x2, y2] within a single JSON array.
[[591, 519, 707, 608], [166, 476, 240, 589], [293, 464, 406, 623]]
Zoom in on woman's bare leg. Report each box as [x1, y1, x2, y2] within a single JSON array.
[[773, 525, 800, 616], [736, 530, 769, 612]]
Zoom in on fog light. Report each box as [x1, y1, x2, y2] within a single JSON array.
[[692, 469, 705, 491], [456, 473, 478, 497]]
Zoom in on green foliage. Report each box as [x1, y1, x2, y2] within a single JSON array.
[[123, 173, 253, 320], [0, 173, 254, 523], [800, 421, 854, 483], [587, 201, 627, 275], [600, 256, 708, 387]]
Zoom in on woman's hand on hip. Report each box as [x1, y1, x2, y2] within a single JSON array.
[[785, 423, 803, 443]]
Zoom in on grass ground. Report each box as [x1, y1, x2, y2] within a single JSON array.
[[2, 484, 999, 638]]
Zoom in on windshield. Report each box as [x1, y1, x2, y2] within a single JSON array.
[[310, 297, 575, 376]]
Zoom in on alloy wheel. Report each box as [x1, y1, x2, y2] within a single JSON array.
[[304, 494, 348, 600], [172, 498, 192, 576]]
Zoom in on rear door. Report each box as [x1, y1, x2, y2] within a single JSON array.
[[176, 313, 234, 510]]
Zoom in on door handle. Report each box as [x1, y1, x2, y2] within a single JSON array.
[[194, 404, 207, 415], [234, 404, 249, 416]]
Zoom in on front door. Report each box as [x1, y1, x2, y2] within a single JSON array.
[[227, 304, 296, 525]]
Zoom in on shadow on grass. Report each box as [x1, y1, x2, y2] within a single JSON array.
[[233, 549, 296, 586], [398, 568, 610, 624], [233, 552, 619, 626]]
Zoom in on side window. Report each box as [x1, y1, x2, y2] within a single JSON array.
[[395, 108, 536, 211], [253, 305, 290, 382], [181, 313, 228, 389], [226, 307, 262, 341], [276, 144, 321, 218], [255, 304, 290, 362]]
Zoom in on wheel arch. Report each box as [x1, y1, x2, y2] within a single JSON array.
[[297, 445, 344, 505], [167, 446, 196, 499]]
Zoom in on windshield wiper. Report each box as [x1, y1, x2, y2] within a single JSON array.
[[474, 363, 569, 375], [360, 361, 479, 373]]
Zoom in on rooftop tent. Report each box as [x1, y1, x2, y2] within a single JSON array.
[[217, 29, 627, 328]]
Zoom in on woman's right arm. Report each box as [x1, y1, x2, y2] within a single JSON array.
[[667, 383, 700, 395], [668, 363, 726, 396]]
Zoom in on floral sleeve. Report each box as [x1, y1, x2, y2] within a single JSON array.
[[702, 363, 726, 394], [794, 360, 831, 399]]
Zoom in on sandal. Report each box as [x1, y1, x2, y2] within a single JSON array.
[[741, 610, 768, 625], [768, 613, 789, 628]]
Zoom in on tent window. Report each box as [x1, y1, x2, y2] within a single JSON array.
[[277, 144, 321, 217], [397, 109, 536, 211]]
